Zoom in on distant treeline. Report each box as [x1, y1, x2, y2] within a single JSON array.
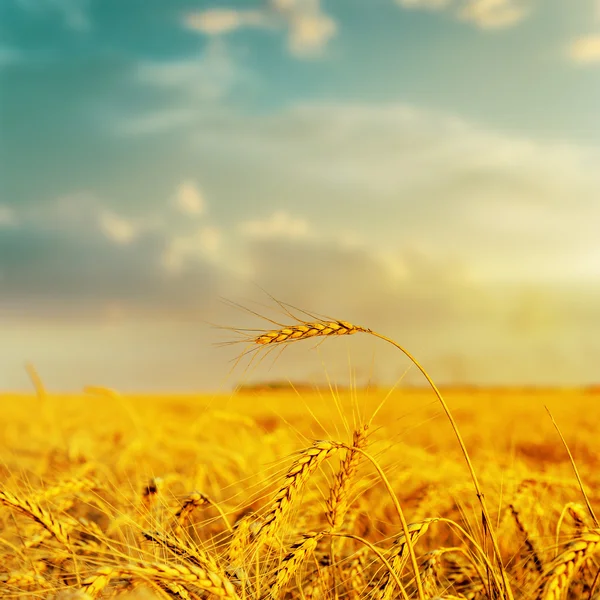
[[236, 381, 600, 394]]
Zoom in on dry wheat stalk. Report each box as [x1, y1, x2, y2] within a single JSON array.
[[262, 532, 324, 599], [247, 310, 511, 600], [256, 440, 338, 544], [376, 518, 438, 600], [346, 548, 368, 600], [142, 529, 221, 574], [0, 489, 71, 546], [509, 503, 543, 575], [115, 560, 240, 599], [326, 426, 368, 532], [537, 529, 600, 600]]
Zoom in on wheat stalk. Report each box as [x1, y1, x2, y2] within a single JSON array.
[[113, 560, 240, 599], [376, 518, 437, 600], [261, 532, 324, 599], [142, 529, 221, 574]]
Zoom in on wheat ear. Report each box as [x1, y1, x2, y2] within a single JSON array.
[[255, 440, 338, 545], [0, 489, 71, 546], [254, 320, 370, 345], [115, 561, 239, 599], [326, 426, 368, 532], [81, 567, 119, 598], [174, 491, 210, 528], [262, 532, 324, 599], [537, 530, 600, 600]]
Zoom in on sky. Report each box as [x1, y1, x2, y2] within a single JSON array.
[[1, 0, 600, 391]]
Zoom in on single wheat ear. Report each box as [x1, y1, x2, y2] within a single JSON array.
[[256, 440, 338, 545], [254, 320, 370, 345]]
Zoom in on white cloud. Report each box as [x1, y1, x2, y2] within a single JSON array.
[[0, 205, 17, 227], [184, 9, 268, 35], [568, 35, 600, 64], [182, 101, 600, 284], [460, 0, 530, 29], [98, 210, 138, 245], [239, 211, 311, 240], [183, 1, 337, 59], [395, 0, 451, 9], [136, 40, 240, 102], [162, 226, 222, 272], [273, 0, 337, 57], [395, 0, 532, 29], [174, 181, 205, 216]]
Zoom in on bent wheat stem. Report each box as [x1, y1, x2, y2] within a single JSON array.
[[337, 444, 425, 600], [250, 315, 513, 600]]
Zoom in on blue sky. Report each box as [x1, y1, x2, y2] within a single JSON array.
[[1, 0, 600, 390]]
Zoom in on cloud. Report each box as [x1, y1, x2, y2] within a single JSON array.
[[395, 0, 451, 9], [6, 100, 600, 387], [0, 205, 17, 227], [395, 0, 532, 29], [460, 0, 530, 29], [183, 1, 337, 58], [173, 181, 206, 216], [239, 211, 311, 240], [162, 226, 222, 273], [98, 210, 138, 245], [568, 35, 600, 64], [0, 201, 221, 317], [177, 101, 600, 284], [272, 0, 338, 57], [136, 40, 241, 102], [184, 9, 267, 35]]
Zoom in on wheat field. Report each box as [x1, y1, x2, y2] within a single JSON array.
[[1, 318, 600, 600], [1, 374, 599, 600]]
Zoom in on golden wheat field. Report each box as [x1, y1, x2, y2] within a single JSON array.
[[1, 365, 599, 600]]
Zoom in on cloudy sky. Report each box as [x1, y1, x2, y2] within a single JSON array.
[[1, 0, 600, 391]]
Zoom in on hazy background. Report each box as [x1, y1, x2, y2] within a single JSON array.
[[1, 0, 600, 391]]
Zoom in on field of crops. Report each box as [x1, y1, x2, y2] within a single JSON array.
[[1, 378, 599, 599]]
